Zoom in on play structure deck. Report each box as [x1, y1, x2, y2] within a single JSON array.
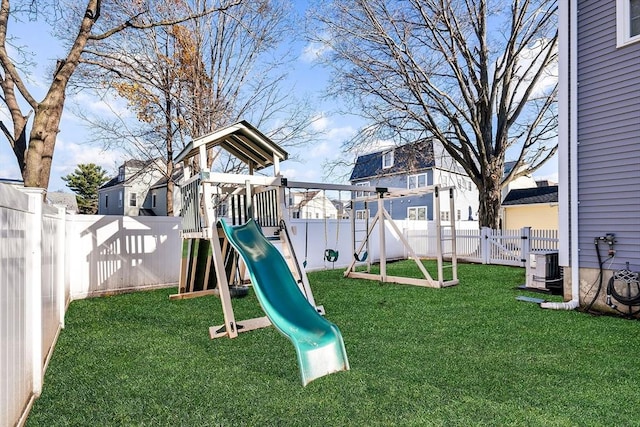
[[171, 120, 458, 385]]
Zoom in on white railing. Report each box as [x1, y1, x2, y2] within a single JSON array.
[[404, 224, 559, 266], [0, 183, 182, 427]]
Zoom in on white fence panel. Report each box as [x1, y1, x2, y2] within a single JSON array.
[[0, 185, 32, 427], [403, 223, 558, 267], [287, 219, 406, 272], [67, 215, 182, 299], [41, 205, 65, 369], [484, 228, 524, 266], [531, 229, 559, 252]]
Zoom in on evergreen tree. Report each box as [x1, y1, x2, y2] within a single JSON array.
[[62, 163, 109, 214]]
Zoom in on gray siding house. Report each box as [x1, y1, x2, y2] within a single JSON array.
[[349, 139, 479, 222], [557, 1, 640, 313], [98, 159, 168, 216]]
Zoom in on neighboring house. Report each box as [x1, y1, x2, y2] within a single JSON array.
[[144, 166, 183, 216], [501, 161, 538, 202], [349, 139, 479, 222], [558, 1, 640, 312], [501, 185, 558, 230], [98, 159, 168, 216], [288, 190, 338, 219], [46, 191, 79, 214]]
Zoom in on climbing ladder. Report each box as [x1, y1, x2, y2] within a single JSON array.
[[433, 187, 458, 286], [351, 199, 371, 272]]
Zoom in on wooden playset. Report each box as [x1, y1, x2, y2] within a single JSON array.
[[170, 121, 459, 383]]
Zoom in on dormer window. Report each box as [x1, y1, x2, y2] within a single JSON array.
[[382, 150, 394, 169], [118, 166, 125, 182]]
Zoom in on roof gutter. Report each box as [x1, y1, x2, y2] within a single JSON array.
[[541, 0, 579, 310]]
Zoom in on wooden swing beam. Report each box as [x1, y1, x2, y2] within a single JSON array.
[[344, 186, 459, 288]]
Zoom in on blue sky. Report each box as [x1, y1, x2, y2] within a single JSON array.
[[0, 7, 558, 192]]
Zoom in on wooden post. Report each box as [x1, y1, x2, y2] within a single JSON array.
[[210, 230, 238, 338], [378, 196, 386, 282], [434, 186, 443, 284], [449, 188, 458, 283]]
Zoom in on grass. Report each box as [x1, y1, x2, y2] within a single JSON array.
[[28, 261, 640, 426]]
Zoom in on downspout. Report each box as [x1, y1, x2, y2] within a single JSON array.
[[541, 0, 579, 310]]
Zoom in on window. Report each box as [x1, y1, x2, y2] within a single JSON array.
[[407, 207, 427, 221], [407, 173, 427, 189], [129, 192, 137, 207], [457, 209, 461, 221], [292, 211, 300, 219], [105, 194, 109, 208], [118, 191, 123, 207], [440, 211, 450, 221], [382, 150, 394, 168], [617, 0, 640, 47], [355, 181, 370, 198], [118, 166, 125, 182], [151, 192, 157, 208], [355, 209, 369, 220]]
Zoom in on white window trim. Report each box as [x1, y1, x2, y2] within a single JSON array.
[[355, 181, 370, 198], [407, 206, 428, 221], [407, 173, 427, 189], [355, 209, 369, 220], [617, 0, 640, 47], [382, 151, 394, 169]]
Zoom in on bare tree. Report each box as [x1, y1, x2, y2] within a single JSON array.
[[0, 0, 240, 191], [75, 0, 318, 215], [311, 0, 558, 228]]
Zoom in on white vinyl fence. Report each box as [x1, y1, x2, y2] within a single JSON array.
[[286, 218, 407, 271], [404, 223, 559, 267], [1, 183, 181, 427]]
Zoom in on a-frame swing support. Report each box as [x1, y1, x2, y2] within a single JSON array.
[[344, 186, 458, 288]]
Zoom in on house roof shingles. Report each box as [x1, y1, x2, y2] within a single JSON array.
[[502, 185, 558, 206], [349, 140, 435, 181]]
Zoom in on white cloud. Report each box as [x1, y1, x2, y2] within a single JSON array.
[[533, 171, 559, 184], [301, 41, 330, 63], [47, 134, 124, 191], [69, 91, 132, 121], [310, 114, 329, 132], [512, 38, 558, 101]]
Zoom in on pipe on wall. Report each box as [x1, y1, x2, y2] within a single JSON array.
[[541, 0, 579, 311]]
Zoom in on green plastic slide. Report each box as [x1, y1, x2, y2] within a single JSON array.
[[218, 218, 350, 385]]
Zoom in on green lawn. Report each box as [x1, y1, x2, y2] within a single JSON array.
[[28, 262, 640, 426]]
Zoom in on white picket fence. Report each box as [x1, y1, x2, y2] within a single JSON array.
[[404, 225, 559, 267], [0, 183, 181, 427]]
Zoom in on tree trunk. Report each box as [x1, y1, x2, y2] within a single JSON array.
[[477, 163, 503, 230], [23, 97, 65, 189], [166, 161, 174, 216]]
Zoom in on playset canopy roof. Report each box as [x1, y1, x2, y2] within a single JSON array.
[[174, 120, 289, 170]]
